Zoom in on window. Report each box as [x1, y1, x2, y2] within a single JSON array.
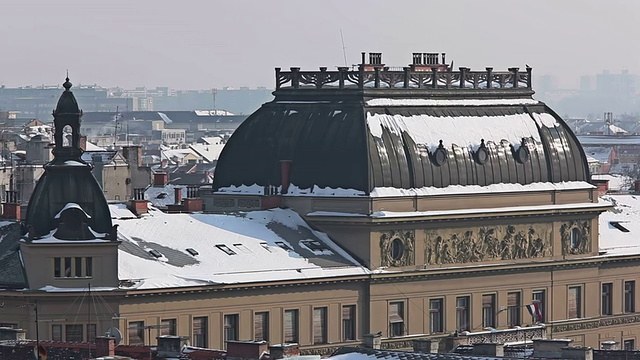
[[128, 321, 145, 346], [193, 317, 208, 348], [456, 296, 470, 331], [64, 257, 72, 277], [52, 324, 62, 341], [482, 294, 496, 328], [161, 319, 177, 336], [224, 314, 239, 344], [66, 324, 83, 342], [85, 257, 92, 277], [87, 324, 96, 343], [313, 307, 327, 344], [388, 302, 404, 337], [571, 228, 581, 249], [532, 290, 546, 323], [75, 257, 82, 277], [507, 292, 521, 327], [429, 299, 444, 333], [568, 286, 582, 318], [602, 283, 613, 316], [254, 312, 269, 342], [624, 339, 635, 351], [342, 305, 356, 341], [284, 310, 298, 343], [625, 281, 635, 313], [54, 258, 61, 278], [216, 244, 236, 255]]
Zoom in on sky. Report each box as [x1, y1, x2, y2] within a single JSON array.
[[2, 0, 639, 90]]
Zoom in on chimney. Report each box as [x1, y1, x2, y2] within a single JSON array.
[[363, 332, 382, 349], [79, 135, 87, 151], [92, 154, 104, 189], [2, 190, 20, 220], [174, 187, 183, 204], [601, 341, 617, 350], [227, 340, 269, 360], [268, 344, 299, 360], [128, 188, 148, 216], [154, 172, 169, 186], [473, 343, 504, 357], [183, 186, 203, 212], [95, 336, 115, 357], [413, 339, 439, 354], [533, 339, 573, 358], [280, 160, 292, 194], [562, 347, 593, 360], [123, 145, 143, 167]]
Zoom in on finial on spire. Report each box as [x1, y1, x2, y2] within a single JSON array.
[[63, 71, 72, 91]]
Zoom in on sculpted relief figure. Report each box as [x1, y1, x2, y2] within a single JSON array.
[[425, 224, 552, 266]]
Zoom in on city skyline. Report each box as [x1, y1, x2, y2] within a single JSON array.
[[2, 0, 640, 90]]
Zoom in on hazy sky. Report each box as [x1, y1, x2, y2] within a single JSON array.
[[2, 0, 639, 89]]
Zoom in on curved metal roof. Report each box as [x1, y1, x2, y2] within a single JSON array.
[[213, 98, 588, 195]]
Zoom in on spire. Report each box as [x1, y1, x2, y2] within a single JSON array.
[[51, 76, 84, 161], [63, 70, 72, 91]]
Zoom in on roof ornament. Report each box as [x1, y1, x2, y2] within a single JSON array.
[[475, 139, 489, 165], [514, 138, 531, 164], [432, 140, 448, 166], [63, 70, 72, 91]]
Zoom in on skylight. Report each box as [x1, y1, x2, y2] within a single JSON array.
[[186, 248, 199, 256], [300, 239, 328, 252], [216, 244, 236, 255], [149, 250, 162, 258], [610, 221, 630, 233], [275, 241, 292, 251], [260, 242, 273, 252]]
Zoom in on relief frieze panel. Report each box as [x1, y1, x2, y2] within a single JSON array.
[[560, 220, 591, 256], [380, 230, 415, 267], [425, 224, 552, 265]]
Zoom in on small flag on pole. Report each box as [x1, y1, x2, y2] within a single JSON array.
[[526, 303, 543, 322]]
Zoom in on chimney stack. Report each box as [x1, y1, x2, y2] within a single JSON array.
[[128, 188, 148, 216], [174, 187, 183, 205], [363, 332, 382, 349], [122, 145, 143, 167], [95, 336, 116, 357], [280, 160, 292, 194], [154, 172, 169, 186], [2, 190, 20, 220]]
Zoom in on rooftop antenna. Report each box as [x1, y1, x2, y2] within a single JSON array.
[[340, 29, 348, 67]]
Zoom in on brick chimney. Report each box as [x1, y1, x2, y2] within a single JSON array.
[[95, 336, 115, 357], [154, 172, 169, 186], [122, 145, 143, 167], [128, 188, 148, 216], [2, 190, 20, 220], [280, 160, 292, 194], [174, 187, 183, 205], [183, 186, 203, 212], [227, 340, 269, 360]]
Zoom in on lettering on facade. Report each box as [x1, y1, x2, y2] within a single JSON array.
[[237, 198, 261, 209], [212, 198, 236, 208], [380, 230, 415, 267], [560, 220, 591, 256], [424, 224, 551, 265]]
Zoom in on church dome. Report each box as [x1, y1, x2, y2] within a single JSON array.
[[212, 54, 588, 196]]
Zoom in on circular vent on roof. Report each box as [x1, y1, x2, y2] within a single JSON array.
[[514, 139, 530, 164], [475, 139, 489, 165], [432, 140, 448, 166]]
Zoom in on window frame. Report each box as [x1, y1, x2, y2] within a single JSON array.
[[482, 294, 496, 328], [313, 307, 328, 344], [456, 296, 470, 331], [128, 321, 145, 346], [568, 285, 583, 319], [254, 311, 269, 342], [284, 309, 299, 344], [429, 298, 444, 334], [602, 283, 613, 316], [342, 305, 356, 341], [192, 316, 208, 348], [161, 318, 177, 336], [507, 291, 521, 327], [625, 280, 636, 313], [532, 290, 546, 323], [224, 314, 239, 345], [388, 301, 405, 337]]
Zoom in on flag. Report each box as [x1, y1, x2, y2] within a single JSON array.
[[526, 303, 543, 322]]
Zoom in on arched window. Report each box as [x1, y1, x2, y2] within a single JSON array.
[[62, 125, 73, 147]]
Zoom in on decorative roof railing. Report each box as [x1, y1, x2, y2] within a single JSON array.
[[275, 66, 532, 91]]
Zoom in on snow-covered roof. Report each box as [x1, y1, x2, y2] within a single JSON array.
[[592, 174, 631, 192], [111, 205, 368, 289], [583, 147, 612, 164], [599, 195, 640, 256], [189, 143, 225, 163], [144, 184, 187, 207], [84, 141, 106, 151]]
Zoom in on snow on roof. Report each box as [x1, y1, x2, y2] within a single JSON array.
[[144, 184, 187, 207], [592, 174, 631, 192], [217, 181, 595, 198], [583, 147, 612, 164], [599, 195, 640, 256], [111, 205, 368, 289], [366, 112, 550, 153], [365, 98, 540, 107], [189, 143, 225, 163], [84, 141, 106, 151]]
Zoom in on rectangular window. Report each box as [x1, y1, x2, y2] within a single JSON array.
[[128, 321, 145, 346], [313, 307, 328, 344], [161, 319, 177, 336], [224, 314, 239, 344], [624, 339, 635, 351], [342, 305, 356, 341], [193, 317, 208, 348], [429, 299, 443, 333], [75, 257, 82, 277], [284, 310, 298, 343], [456, 296, 470, 331], [532, 290, 546, 323], [254, 312, 269, 342], [625, 281, 636, 313], [507, 292, 521, 327], [388, 302, 404, 337], [602, 283, 613, 315], [54, 258, 61, 278], [64, 257, 72, 277], [52, 324, 62, 341], [86, 257, 93, 277], [482, 294, 496, 328], [87, 324, 96, 343], [568, 286, 582, 318], [66, 324, 83, 342]]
